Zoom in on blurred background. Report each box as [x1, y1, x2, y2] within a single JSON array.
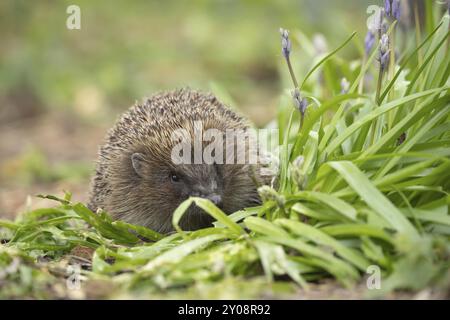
[[0, 0, 382, 217]]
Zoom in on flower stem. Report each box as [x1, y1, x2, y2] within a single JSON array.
[[387, 25, 396, 129], [375, 66, 383, 105], [286, 56, 299, 89], [373, 65, 384, 144]]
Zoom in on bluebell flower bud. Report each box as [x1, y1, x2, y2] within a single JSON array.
[[382, 20, 389, 34], [292, 88, 307, 116], [364, 30, 375, 55], [258, 185, 286, 208], [392, 0, 401, 20], [380, 50, 390, 72], [379, 34, 390, 72], [299, 98, 307, 116], [384, 0, 391, 17], [279, 28, 291, 59], [291, 156, 305, 188]]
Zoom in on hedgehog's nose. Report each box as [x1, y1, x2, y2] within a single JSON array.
[[206, 194, 222, 207]]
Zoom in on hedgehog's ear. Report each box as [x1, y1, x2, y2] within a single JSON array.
[[131, 153, 146, 177]]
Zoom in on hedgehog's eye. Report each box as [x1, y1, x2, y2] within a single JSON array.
[[170, 173, 181, 183]]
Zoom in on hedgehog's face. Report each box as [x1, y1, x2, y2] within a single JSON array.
[[130, 152, 228, 231], [168, 163, 224, 207], [132, 152, 224, 205]]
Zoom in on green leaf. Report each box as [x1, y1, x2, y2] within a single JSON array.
[[323, 88, 447, 157], [288, 191, 357, 221], [276, 219, 371, 271], [141, 234, 226, 272], [328, 161, 418, 237], [172, 197, 245, 235]]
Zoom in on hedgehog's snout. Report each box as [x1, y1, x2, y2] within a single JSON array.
[[190, 190, 223, 207], [189, 181, 223, 207], [206, 194, 222, 206], [202, 194, 222, 207]]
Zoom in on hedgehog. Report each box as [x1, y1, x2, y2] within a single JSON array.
[[88, 88, 264, 233]]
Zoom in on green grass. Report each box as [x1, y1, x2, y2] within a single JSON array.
[[1, 6, 449, 299]]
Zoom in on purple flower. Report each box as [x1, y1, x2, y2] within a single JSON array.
[[299, 98, 307, 115], [382, 20, 389, 34], [384, 0, 391, 16], [379, 34, 390, 72], [279, 28, 291, 59], [380, 51, 390, 71], [292, 88, 307, 115], [364, 30, 375, 55], [392, 0, 401, 20]]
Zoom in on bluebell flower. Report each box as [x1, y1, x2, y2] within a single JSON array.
[[291, 155, 305, 188], [299, 98, 307, 116], [258, 186, 286, 208], [384, 0, 391, 16], [380, 51, 390, 72], [379, 34, 390, 72], [279, 28, 291, 59], [382, 20, 389, 34], [292, 88, 307, 116], [364, 30, 375, 55], [392, 0, 401, 20]]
